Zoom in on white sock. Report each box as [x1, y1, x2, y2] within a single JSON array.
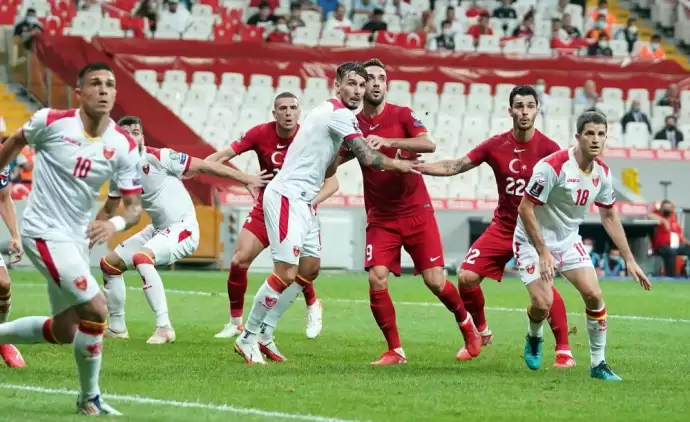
[[0, 316, 51, 343], [73, 321, 105, 399], [586, 305, 608, 367], [230, 316, 243, 326], [0, 290, 11, 323], [102, 273, 127, 333], [527, 313, 545, 338], [243, 277, 284, 341], [136, 262, 171, 328], [263, 282, 304, 331]]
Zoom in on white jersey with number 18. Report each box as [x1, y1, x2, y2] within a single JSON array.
[[515, 147, 616, 251], [20, 108, 142, 243], [268, 98, 362, 202]]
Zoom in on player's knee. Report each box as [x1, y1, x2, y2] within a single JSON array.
[[132, 250, 155, 267], [368, 269, 389, 290], [421, 268, 445, 293], [0, 271, 11, 292], [75, 293, 109, 324], [579, 285, 603, 310], [530, 293, 552, 314], [457, 270, 482, 289], [231, 249, 253, 268], [100, 254, 126, 275]]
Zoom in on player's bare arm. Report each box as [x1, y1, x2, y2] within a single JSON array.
[[420, 155, 478, 176], [204, 147, 237, 164], [598, 206, 652, 290], [189, 157, 272, 190], [348, 136, 419, 173], [366, 132, 436, 153], [95, 197, 121, 221], [88, 193, 143, 247], [0, 129, 28, 170], [0, 187, 23, 263], [518, 197, 555, 281], [313, 175, 339, 206]]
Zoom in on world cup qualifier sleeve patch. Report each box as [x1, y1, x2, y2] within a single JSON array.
[[529, 181, 544, 197]]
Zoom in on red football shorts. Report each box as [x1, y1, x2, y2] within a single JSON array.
[[460, 225, 514, 282], [242, 203, 269, 247], [364, 211, 444, 276]]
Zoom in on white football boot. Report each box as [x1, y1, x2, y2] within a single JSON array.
[[305, 300, 323, 339], [146, 326, 176, 344]]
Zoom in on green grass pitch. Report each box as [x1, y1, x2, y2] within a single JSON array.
[[0, 269, 688, 421]]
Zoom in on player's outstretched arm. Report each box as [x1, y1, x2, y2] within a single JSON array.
[[347, 136, 419, 173], [367, 132, 436, 153], [0, 187, 23, 264], [419, 155, 478, 177], [599, 206, 652, 290], [0, 129, 28, 170], [204, 147, 237, 164], [189, 157, 272, 190], [313, 175, 339, 206]]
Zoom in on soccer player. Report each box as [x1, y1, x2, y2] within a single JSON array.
[[337, 58, 482, 365], [0, 165, 26, 368], [234, 62, 418, 364], [97, 116, 271, 344], [0, 62, 143, 415], [206, 93, 338, 341], [420, 85, 575, 367], [516, 111, 651, 380]]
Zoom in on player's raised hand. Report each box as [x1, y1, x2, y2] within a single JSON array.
[[8, 237, 23, 265], [626, 260, 652, 291], [538, 251, 556, 283], [87, 220, 117, 248], [365, 134, 390, 150]]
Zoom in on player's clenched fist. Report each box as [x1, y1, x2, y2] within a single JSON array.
[[87, 220, 117, 247]]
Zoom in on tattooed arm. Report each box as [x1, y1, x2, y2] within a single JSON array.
[[419, 155, 478, 176], [347, 136, 416, 172]]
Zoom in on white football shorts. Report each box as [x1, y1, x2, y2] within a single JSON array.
[[114, 219, 200, 267], [512, 234, 594, 285]]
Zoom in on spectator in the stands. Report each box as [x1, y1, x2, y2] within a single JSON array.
[[615, 17, 638, 54], [549, 0, 579, 20], [621, 100, 652, 133], [492, 0, 516, 20], [250, 0, 279, 9], [587, 32, 613, 57], [441, 6, 463, 34], [287, 2, 305, 30], [416, 10, 438, 34], [657, 84, 681, 112], [325, 4, 352, 31], [534, 78, 549, 117], [158, 0, 191, 34], [467, 12, 492, 46], [583, 238, 600, 265], [432, 20, 456, 52], [649, 199, 690, 278], [247, 2, 276, 27], [352, 0, 378, 16], [318, 0, 341, 21], [654, 115, 684, 148], [266, 16, 291, 43], [590, 0, 615, 27], [464, 0, 489, 18], [13, 8, 43, 50], [512, 11, 534, 38], [362, 8, 387, 32], [585, 14, 611, 40], [574, 80, 601, 108], [598, 248, 626, 277], [561, 13, 581, 39], [551, 17, 568, 40], [133, 0, 159, 32], [390, 0, 414, 22], [639, 34, 666, 60]]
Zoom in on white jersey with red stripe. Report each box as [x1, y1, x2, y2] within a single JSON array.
[[515, 147, 616, 251], [20, 108, 142, 243], [267, 98, 362, 203], [108, 146, 196, 230]]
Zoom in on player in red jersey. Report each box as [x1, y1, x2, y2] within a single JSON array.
[[207, 92, 339, 343], [336, 58, 482, 365], [420, 85, 575, 368]]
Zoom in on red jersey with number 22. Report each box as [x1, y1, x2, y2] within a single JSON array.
[[356, 103, 430, 219], [229, 121, 297, 206], [466, 129, 561, 235]]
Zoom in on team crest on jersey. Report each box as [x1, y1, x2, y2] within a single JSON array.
[[103, 147, 116, 160], [74, 276, 88, 291], [592, 176, 600, 187], [169, 150, 180, 160], [142, 164, 150, 175], [526, 264, 535, 274], [293, 246, 301, 257]]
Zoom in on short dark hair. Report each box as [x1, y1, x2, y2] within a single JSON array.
[[362, 58, 385, 70], [509, 85, 539, 107], [118, 116, 143, 130], [576, 111, 607, 134], [77, 62, 114, 87], [651, 34, 662, 41], [274, 92, 298, 102], [335, 62, 367, 83], [27, 8, 36, 14]]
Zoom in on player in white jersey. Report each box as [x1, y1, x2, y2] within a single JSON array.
[[235, 61, 420, 364], [0, 165, 27, 368], [96, 116, 271, 345], [514, 111, 651, 381], [0, 62, 144, 415]]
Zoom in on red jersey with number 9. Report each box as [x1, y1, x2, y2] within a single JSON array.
[[355, 103, 431, 220], [466, 129, 560, 235]]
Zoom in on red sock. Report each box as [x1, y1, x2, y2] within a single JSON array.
[[548, 286, 571, 351], [459, 285, 487, 331], [369, 288, 401, 350], [297, 275, 317, 307], [227, 265, 248, 318], [434, 281, 468, 323]]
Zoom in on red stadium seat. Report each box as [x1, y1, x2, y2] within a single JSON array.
[[214, 23, 236, 41], [221, 8, 244, 26], [237, 25, 264, 42], [197, 0, 220, 14], [121, 16, 146, 37], [374, 31, 400, 46], [0, 3, 18, 26]]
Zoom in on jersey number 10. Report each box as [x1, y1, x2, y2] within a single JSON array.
[[73, 157, 92, 178]]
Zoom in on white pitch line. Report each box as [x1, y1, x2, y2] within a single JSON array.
[[13, 283, 690, 324], [0, 384, 365, 422]]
